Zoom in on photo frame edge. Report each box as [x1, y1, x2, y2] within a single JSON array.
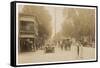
[[10, 1, 98, 67]]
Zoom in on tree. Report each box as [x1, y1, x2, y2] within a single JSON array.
[[62, 8, 95, 41]]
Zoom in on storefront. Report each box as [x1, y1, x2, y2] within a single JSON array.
[[19, 14, 38, 52]]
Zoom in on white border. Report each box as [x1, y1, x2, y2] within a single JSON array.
[[16, 2, 97, 65], [17, 3, 96, 9]]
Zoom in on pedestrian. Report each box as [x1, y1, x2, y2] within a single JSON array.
[[64, 39, 68, 51], [76, 40, 83, 58], [61, 39, 65, 50], [67, 39, 71, 50]]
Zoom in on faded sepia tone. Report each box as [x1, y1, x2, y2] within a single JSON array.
[[17, 4, 96, 64]]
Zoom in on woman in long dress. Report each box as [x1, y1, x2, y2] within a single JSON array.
[[76, 41, 83, 58]]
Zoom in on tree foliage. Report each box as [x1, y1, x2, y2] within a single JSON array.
[[62, 8, 95, 41]]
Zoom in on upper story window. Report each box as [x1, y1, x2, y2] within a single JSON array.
[[20, 21, 35, 33]]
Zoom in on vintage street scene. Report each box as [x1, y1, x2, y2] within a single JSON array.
[[17, 4, 96, 64]]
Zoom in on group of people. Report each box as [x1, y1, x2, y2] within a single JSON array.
[[58, 39, 72, 51], [56, 38, 83, 58], [20, 37, 94, 58], [44, 38, 83, 51]]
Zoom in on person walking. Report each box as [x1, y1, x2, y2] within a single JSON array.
[[76, 40, 83, 58]]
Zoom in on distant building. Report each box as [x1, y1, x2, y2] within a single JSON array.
[[18, 13, 38, 52]]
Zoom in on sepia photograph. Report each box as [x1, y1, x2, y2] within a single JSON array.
[[12, 2, 97, 66]]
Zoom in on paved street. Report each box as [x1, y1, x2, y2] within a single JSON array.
[[18, 46, 96, 64]]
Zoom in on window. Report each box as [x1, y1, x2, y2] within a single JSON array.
[[20, 21, 35, 33]]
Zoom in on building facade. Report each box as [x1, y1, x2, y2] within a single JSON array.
[[18, 13, 38, 52]]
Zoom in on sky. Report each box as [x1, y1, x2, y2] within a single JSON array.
[[45, 6, 64, 38]]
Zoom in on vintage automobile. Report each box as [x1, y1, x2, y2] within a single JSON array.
[[44, 41, 55, 53]]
